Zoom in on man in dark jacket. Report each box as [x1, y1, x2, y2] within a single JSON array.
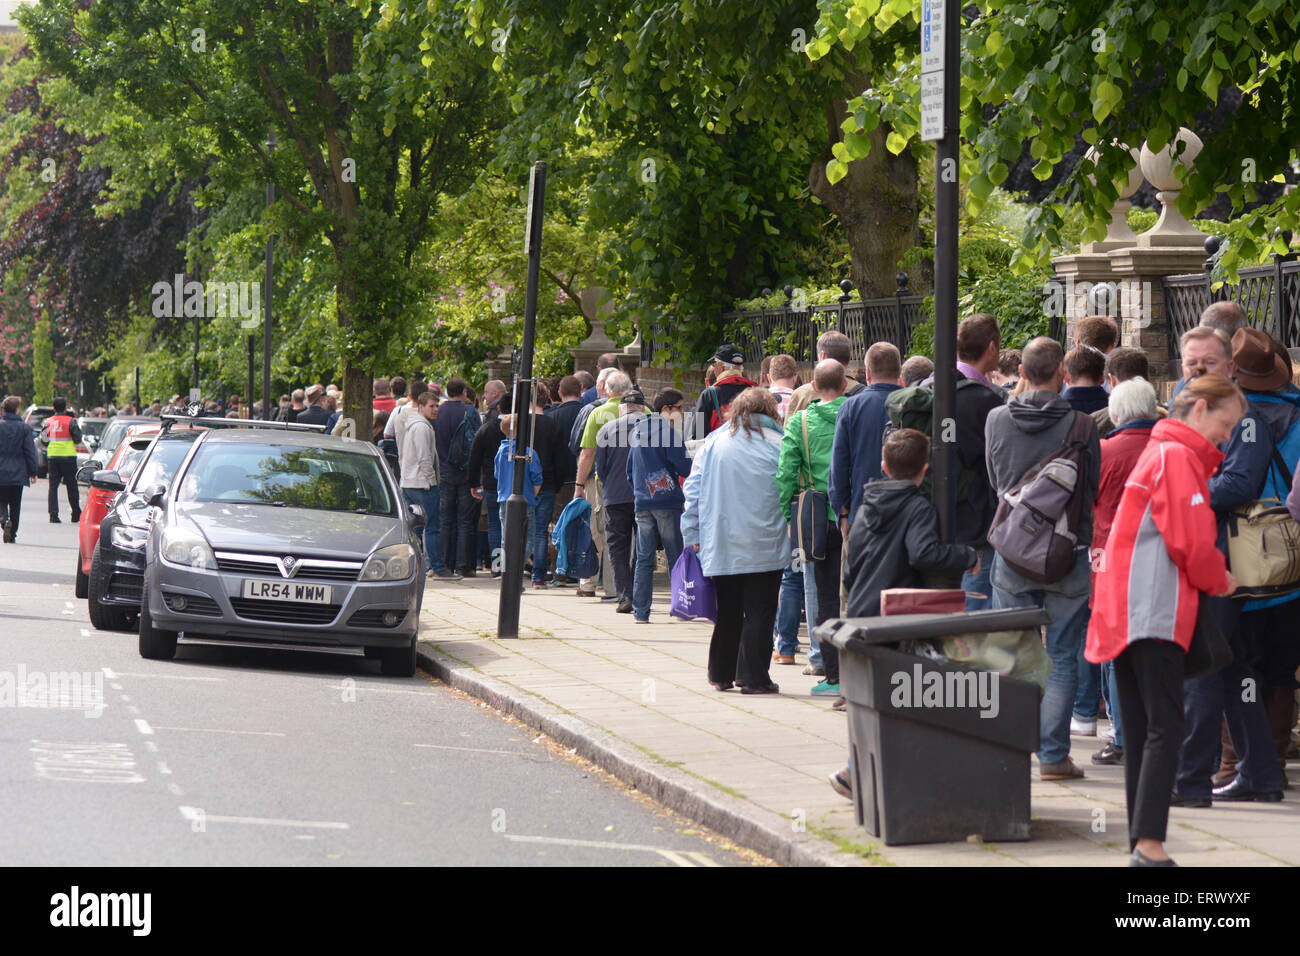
[[845, 428, 977, 617], [984, 336, 1100, 782], [0, 395, 38, 542], [593, 389, 649, 612], [468, 395, 508, 574], [525, 383, 564, 588], [546, 375, 584, 499], [829, 341, 904, 532], [694, 344, 758, 435], [626, 389, 692, 621], [435, 377, 482, 576], [294, 384, 332, 426]]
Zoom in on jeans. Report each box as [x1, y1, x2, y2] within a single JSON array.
[[439, 477, 479, 574], [803, 557, 822, 666], [531, 491, 557, 583], [499, 500, 534, 576], [992, 548, 1092, 766], [1102, 659, 1124, 749], [631, 507, 683, 620], [1074, 652, 1101, 721], [773, 561, 804, 656], [962, 544, 995, 610], [401, 486, 446, 574]]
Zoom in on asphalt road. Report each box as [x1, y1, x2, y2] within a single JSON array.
[[0, 506, 765, 867]]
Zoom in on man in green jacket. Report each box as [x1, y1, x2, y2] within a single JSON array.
[[776, 359, 847, 698]]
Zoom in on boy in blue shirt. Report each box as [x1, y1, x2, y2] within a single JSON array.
[[494, 414, 544, 573]]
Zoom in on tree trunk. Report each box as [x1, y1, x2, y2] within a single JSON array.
[[808, 99, 923, 299]]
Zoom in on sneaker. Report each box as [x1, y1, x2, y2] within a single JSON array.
[[1091, 743, 1124, 765], [831, 695, 847, 712], [1039, 757, 1085, 781], [531, 581, 548, 589], [810, 681, 841, 697], [428, 570, 462, 580], [828, 769, 853, 799], [616, 599, 633, 614], [633, 617, 650, 624], [802, 664, 825, 677], [773, 653, 796, 665], [1070, 716, 1098, 736]]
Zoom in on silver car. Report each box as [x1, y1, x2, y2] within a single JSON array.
[[137, 428, 428, 676]]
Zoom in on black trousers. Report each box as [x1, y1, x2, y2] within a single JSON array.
[[708, 569, 782, 689], [812, 522, 844, 684], [0, 484, 22, 537], [603, 502, 636, 601], [439, 478, 479, 574], [1115, 639, 1184, 850], [47, 456, 79, 519]]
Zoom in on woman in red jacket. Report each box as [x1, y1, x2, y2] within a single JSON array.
[[1086, 374, 1242, 867]]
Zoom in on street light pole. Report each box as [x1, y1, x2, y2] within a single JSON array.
[[263, 131, 276, 420], [498, 161, 546, 639]]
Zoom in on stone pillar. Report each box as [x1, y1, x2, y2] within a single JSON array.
[[1106, 247, 1208, 385], [485, 341, 514, 384]]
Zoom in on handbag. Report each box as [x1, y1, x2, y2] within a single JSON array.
[[1225, 448, 1300, 599], [1184, 594, 1234, 680], [791, 410, 828, 561], [669, 547, 717, 623]]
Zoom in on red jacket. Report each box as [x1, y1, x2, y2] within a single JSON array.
[[1085, 418, 1230, 664], [1092, 420, 1155, 553]]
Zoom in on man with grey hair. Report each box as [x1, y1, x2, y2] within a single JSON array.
[[984, 335, 1100, 781], [1200, 300, 1248, 341], [900, 355, 934, 387], [695, 343, 759, 435], [594, 388, 650, 611], [574, 370, 632, 598], [483, 379, 507, 421], [789, 331, 867, 413]]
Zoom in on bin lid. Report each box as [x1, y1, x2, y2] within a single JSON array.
[[814, 607, 1051, 651]]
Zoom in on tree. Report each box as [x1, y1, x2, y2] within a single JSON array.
[[31, 310, 52, 404], [814, 0, 1300, 276], [22, 0, 506, 436]]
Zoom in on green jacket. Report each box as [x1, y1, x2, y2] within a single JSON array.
[[777, 396, 845, 522]]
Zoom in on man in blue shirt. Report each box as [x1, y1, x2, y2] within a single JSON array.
[[828, 342, 904, 533], [433, 376, 482, 576]]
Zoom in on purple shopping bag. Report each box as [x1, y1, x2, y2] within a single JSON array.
[[670, 547, 716, 623]]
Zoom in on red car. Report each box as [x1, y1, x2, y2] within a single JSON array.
[[74, 426, 160, 599]]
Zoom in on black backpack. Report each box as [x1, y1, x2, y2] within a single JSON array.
[[448, 410, 477, 471], [884, 378, 993, 509]]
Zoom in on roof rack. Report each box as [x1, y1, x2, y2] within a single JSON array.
[[160, 414, 329, 433]]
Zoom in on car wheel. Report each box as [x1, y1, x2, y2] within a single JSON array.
[[379, 637, 416, 678], [74, 555, 89, 599], [87, 550, 130, 632], [137, 584, 178, 661]]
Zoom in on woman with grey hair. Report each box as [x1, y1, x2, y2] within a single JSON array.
[[1088, 377, 1160, 767]]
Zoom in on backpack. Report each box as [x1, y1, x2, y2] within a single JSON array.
[[447, 409, 477, 471], [569, 399, 602, 458], [885, 379, 990, 508], [986, 411, 1093, 584], [704, 386, 735, 434]]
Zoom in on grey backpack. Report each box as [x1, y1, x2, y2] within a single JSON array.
[[987, 412, 1093, 584]]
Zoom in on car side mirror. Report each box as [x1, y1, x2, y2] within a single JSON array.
[[144, 483, 168, 508], [408, 503, 426, 531], [89, 469, 126, 492], [78, 464, 98, 485]]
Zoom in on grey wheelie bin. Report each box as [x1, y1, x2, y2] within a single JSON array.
[[815, 607, 1048, 846]]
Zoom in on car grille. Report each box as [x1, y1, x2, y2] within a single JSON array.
[[163, 593, 221, 616], [229, 597, 341, 625], [108, 571, 143, 603], [214, 551, 362, 582], [347, 608, 408, 629]]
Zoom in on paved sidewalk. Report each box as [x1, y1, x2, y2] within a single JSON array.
[[417, 575, 1300, 866]]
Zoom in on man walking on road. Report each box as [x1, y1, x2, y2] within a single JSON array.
[[0, 396, 38, 542], [43, 397, 81, 524]]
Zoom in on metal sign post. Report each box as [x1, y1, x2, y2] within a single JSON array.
[[924, 0, 959, 542], [498, 162, 546, 639]]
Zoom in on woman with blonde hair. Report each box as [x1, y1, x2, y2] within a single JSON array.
[[681, 387, 789, 694]]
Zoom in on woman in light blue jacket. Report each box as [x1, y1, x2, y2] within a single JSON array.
[[682, 387, 790, 694]]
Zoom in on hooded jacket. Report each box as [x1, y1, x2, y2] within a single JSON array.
[[1086, 418, 1231, 663], [626, 413, 692, 511], [681, 414, 789, 577], [1092, 419, 1156, 553], [843, 479, 976, 618], [0, 412, 38, 486], [777, 395, 846, 522], [985, 389, 1101, 547], [827, 382, 902, 523]]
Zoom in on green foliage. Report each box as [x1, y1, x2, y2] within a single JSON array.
[[32, 312, 53, 405], [962, 272, 1052, 350]]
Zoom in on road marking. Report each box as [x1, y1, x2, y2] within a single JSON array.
[[152, 726, 285, 737], [168, 783, 183, 796], [178, 806, 348, 830], [157, 762, 172, 775], [413, 743, 549, 759], [325, 683, 435, 696], [143, 741, 159, 753], [31, 741, 145, 784], [102, 667, 116, 679], [80, 629, 90, 637], [133, 719, 153, 735], [126, 705, 140, 715], [503, 833, 718, 866], [111, 684, 123, 691], [119, 694, 130, 702], [107, 672, 225, 681]]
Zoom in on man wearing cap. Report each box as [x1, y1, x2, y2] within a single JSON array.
[[295, 384, 332, 427], [694, 344, 759, 436], [1173, 326, 1288, 806], [593, 388, 649, 612]]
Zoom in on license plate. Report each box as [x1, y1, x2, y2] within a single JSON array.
[[242, 579, 332, 604]]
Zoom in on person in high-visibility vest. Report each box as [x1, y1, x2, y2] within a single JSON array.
[[42, 396, 81, 523]]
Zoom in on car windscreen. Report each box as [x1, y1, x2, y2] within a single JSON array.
[[130, 436, 202, 492], [80, 419, 109, 439], [112, 443, 151, 482], [176, 443, 395, 516]]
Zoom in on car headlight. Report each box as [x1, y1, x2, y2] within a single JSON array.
[[361, 543, 417, 581], [160, 525, 216, 570], [110, 525, 149, 551]]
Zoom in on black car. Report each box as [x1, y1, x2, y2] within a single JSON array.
[[86, 428, 207, 631]]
